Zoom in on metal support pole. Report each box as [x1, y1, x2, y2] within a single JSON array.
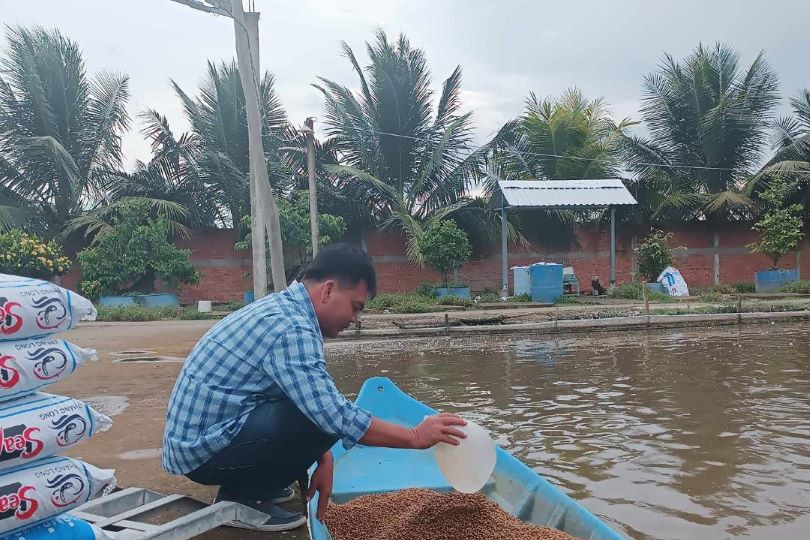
[[501, 198, 508, 295], [713, 230, 720, 285], [609, 206, 616, 287]]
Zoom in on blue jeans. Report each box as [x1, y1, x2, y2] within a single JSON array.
[[186, 398, 337, 498]]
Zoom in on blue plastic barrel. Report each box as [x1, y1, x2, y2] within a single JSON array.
[[512, 266, 531, 296], [244, 291, 255, 304], [529, 263, 563, 303]]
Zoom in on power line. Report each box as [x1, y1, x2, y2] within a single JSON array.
[[344, 126, 810, 176]]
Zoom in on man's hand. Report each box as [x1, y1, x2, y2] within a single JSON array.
[[306, 450, 334, 520], [409, 413, 467, 449]]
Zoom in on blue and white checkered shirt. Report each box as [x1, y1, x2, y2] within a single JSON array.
[[162, 281, 372, 475]]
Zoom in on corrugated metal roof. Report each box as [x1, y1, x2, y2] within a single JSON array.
[[498, 179, 637, 208]]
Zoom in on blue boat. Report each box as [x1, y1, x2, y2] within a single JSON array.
[[308, 377, 625, 540]]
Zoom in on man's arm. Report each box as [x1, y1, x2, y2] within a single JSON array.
[[360, 414, 467, 449]]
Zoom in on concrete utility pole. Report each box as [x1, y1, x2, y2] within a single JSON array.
[[303, 118, 320, 256], [168, 0, 286, 295]]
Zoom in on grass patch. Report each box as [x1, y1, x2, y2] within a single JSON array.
[[510, 293, 532, 302], [476, 292, 502, 304], [96, 306, 220, 321], [437, 295, 473, 308], [555, 295, 579, 305], [779, 280, 810, 294], [365, 293, 442, 314], [96, 306, 177, 322], [607, 283, 677, 303]]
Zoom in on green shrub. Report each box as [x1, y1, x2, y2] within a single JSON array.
[[636, 230, 674, 282], [699, 291, 725, 303], [732, 282, 755, 293], [747, 180, 805, 268], [222, 301, 244, 311], [179, 308, 219, 320], [477, 293, 501, 303], [418, 220, 471, 287], [510, 293, 531, 302], [608, 283, 676, 302], [709, 283, 738, 295], [607, 283, 643, 300], [365, 293, 440, 313], [0, 229, 71, 279], [416, 282, 437, 298], [779, 280, 810, 294], [96, 306, 176, 322], [78, 201, 200, 295], [79, 280, 102, 302], [437, 295, 473, 308], [555, 295, 579, 305]]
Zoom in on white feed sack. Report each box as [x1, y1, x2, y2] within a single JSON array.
[[0, 394, 111, 471], [0, 275, 96, 341], [0, 456, 115, 535], [0, 338, 98, 403]]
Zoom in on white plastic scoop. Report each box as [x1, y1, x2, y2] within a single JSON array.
[[433, 418, 496, 493]]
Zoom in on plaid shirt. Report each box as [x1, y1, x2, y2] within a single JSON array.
[[162, 281, 372, 475]]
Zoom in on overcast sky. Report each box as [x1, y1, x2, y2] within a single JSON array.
[[1, 0, 807, 170]]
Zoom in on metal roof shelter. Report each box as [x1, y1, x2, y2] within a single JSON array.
[[493, 179, 638, 293]]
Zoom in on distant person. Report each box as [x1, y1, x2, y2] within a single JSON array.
[[163, 243, 466, 531]]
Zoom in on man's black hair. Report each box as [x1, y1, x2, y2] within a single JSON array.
[[299, 243, 377, 297]]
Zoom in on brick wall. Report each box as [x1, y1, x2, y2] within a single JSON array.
[[61, 223, 809, 303]]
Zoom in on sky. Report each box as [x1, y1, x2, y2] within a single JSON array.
[[1, 0, 808, 171]]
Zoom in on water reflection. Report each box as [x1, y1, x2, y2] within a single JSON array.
[[328, 323, 810, 540]]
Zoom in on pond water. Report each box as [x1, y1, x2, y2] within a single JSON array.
[[328, 322, 810, 540]]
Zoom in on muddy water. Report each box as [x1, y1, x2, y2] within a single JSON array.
[[327, 323, 810, 540]]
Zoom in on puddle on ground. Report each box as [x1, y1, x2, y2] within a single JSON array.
[[84, 395, 130, 417], [117, 448, 162, 461]]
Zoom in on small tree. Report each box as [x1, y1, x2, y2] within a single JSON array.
[[636, 229, 674, 282], [747, 181, 805, 268], [418, 220, 471, 287], [0, 230, 71, 279], [78, 201, 199, 294]]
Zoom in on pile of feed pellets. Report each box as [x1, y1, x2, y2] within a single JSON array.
[[323, 488, 583, 540]]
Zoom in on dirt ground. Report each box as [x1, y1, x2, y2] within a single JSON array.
[[55, 321, 291, 539]]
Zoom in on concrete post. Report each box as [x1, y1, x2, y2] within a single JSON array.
[[232, 2, 287, 293], [304, 118, 320, 256]]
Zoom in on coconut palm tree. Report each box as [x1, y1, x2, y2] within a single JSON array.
[[489, 88, 634, 185], [315, 30, 495, 261], [624, 43, 779, 222], [171, 60, 293, 229], [0, 26, 131, 237], [750, 89, 810, 214]]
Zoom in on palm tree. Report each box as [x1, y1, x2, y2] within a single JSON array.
[[751, 89, 810, 214], [624, 43, 779, 222], [489, 88, 634, 184], [0, 26, 130, 237], [170, 60, 293, 230], [315, 30, 497, 261]]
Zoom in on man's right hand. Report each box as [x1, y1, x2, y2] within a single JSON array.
[[359, 413, 467, 449], [409, 413, 467, 449]]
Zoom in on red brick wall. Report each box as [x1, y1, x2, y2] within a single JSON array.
[[60, 223, 809, 303]]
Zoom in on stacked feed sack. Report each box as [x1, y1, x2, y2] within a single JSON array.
[[0, 274, 115, 540]]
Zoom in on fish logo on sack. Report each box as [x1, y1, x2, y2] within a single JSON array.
[[0, 482, 38, 521], [47, 473, 86, 507], [0, 425, 44, 462], [0, 356, 20, 389], [51, 414, 88, 447], [0, 298, 23, 336], [28, 347, 69, 380], [32, 297, 68, 330]]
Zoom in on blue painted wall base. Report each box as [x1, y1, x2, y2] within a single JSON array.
[[754, 269, 798, 293]]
